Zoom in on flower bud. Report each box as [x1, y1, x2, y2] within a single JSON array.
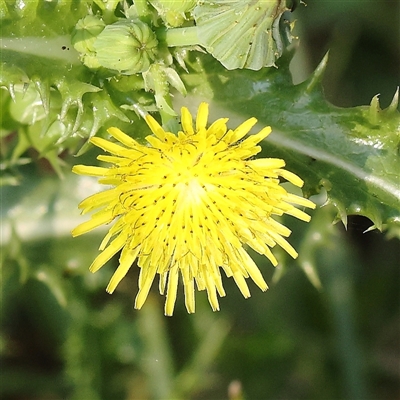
[[72, 15, 106, 55], [71, 15, 106, 69], [94, 20, 158, 74]]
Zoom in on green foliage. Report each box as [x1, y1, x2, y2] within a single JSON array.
[[1, 0, 295, 166], [1, 1, 399, 399], [1, 0, 398, 234]]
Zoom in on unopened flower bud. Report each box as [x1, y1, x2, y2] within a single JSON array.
[[94, 20, 158, 74], [72, 15, 106, 55]]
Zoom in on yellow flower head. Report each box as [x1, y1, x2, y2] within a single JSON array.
[[72, 103, 315, 316]]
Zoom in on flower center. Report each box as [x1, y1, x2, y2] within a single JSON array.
[[180, 178, 206, 205]]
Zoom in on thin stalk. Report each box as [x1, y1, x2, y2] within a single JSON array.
[[137, 295, 179, 400], [160, 26, 200, 47]]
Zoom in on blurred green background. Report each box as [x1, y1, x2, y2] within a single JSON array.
[[1, 1, 399, 399]]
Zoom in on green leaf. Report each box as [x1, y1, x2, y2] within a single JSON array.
[[181, 52, 400, 234], [193, 0, 292, 70]]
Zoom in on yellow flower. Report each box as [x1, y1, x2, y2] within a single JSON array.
[[72, 103, 315, 315]]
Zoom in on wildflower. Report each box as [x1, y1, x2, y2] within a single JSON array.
[[72, 103, 315, 315]]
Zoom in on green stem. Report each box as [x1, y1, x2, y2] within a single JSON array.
[[174, 311, 230, 398], [137, 295, 178, 400], [160, 26, 200, 47]]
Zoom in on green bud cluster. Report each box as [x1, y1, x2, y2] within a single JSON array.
[[72, 18, 158, 74], [94, 20, 158, 74], [72, 0, 295, 76], [69, 0, 296, 126]]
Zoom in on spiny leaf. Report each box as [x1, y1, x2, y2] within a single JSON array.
[[1, 0, 189, 178], [0, 30, 137, 177], [181, 52, 400, 235], [0, 1, 129, 175]]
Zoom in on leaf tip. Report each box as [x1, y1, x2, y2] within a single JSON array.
[[387, 87, 399, 114], [300, 260, 322, 290], [367, 210, 383, 232], [7, 84, 16, 102], [329, 197, 348, 229], [369, 94, 381, 125], [32, 77, 51, 115], [305, 51, 329, 93]]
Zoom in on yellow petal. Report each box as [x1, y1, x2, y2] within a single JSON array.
[[108, 127, 139, 148], [145, 114, 166, 140], [72, 165, 109, 177], [196, 102, 209, 132], [181, 106, 194, 135], [71, 208, 115, 237], [277, 169, 304, 187], [164, 265, 179, 316], [232, 271, 251, 298], [230, 117, 258, 143], [89, 230, 128, 273], [106, 246, 140, 293], [91, 137, 129, 156]]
